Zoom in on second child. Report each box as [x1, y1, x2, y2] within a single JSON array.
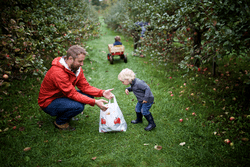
[[113, 36, 122, 46]]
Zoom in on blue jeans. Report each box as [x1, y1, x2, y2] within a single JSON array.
[[43, 90, 93, 125], [135, 102, 153, 116]]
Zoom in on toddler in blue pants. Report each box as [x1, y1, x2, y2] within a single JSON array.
[[118, 68, 156, 131]]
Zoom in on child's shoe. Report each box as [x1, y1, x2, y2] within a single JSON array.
[[131, 112, 143, 124], [144, 113, 156, 131]]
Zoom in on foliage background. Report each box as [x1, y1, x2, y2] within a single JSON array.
[[103, 0, 250, 117], [0, 0, 100, 95]]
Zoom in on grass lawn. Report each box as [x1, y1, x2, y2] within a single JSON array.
[[0, 17, 249, 167]]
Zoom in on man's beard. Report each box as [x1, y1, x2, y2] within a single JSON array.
[[70, 64, 79, 73]]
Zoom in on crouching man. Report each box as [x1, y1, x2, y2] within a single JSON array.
[[38, 45, 114, 131]]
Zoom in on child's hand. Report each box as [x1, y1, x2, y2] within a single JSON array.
[[142, 100, 147, 103], [125, 89, 129, 95]]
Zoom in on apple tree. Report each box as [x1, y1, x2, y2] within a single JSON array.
[[0, 0, 100, 95]]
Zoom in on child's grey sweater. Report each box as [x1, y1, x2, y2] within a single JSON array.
[[126, 78, 154, 103]]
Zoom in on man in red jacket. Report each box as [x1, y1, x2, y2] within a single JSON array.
[[38, 45, 114, 131]]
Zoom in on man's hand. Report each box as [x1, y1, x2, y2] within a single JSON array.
[[95, 99, 108, 111], [103, 88, 114, 99], [125, 89, 129, 95], [142, 100, 147, 103]]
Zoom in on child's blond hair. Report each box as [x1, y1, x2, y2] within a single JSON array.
[[114, 36, 121, 42], [118, 68, 135, 82]]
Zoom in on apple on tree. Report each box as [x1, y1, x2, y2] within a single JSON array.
[[3, 74, 8, 79]]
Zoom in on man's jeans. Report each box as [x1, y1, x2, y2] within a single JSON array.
[[43, 90, 93, 125], [135, 102, 153, 116]]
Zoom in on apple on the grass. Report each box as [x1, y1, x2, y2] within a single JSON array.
[[179, 119, 183, 122], [192, 112, 196, 116], [229, 117, 235, 121], [224, 139, 231, 144]]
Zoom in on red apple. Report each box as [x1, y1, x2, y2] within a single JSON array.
[[224, 139, 231, 144], [169, 77, 172, 79], [186, 107, 189, 111], [192, 112, 196, 116], [3, 74, 8, 79], [229, 117, 235, 121], [114, 117, 121, 124], [179, 119, 183, 122], [13, 126, 16, 130], [101, 118, 106, 124]]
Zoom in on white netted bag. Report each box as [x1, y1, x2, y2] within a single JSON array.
[[99, 95, 127, 133]]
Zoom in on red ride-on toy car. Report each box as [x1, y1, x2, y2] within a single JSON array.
[[107, 44, 127, 64]]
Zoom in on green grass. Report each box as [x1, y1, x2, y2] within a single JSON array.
[[0, 17, 249, 167]]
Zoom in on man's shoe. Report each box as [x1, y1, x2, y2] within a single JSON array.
[[54, 121, 75, 131]]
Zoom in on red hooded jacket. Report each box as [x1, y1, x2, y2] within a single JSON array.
[[38, 57, 104, 109]]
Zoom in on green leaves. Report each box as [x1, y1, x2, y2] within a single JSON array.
[[0, 0, 101, 96]]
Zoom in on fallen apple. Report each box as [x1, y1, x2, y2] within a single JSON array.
[[154, 145, 162, 150], [224, 139, 231, 144], [186, 107, 189, 111], [192, 112, 196, 116], [241, 138, 249, 142], [179, 119, 183, 122], [229, 117, 235, 121], [23, 147, 31, 151]]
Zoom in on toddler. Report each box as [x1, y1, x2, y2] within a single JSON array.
[[113, 36, 122, 46], [118, 68, 156, 131]]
